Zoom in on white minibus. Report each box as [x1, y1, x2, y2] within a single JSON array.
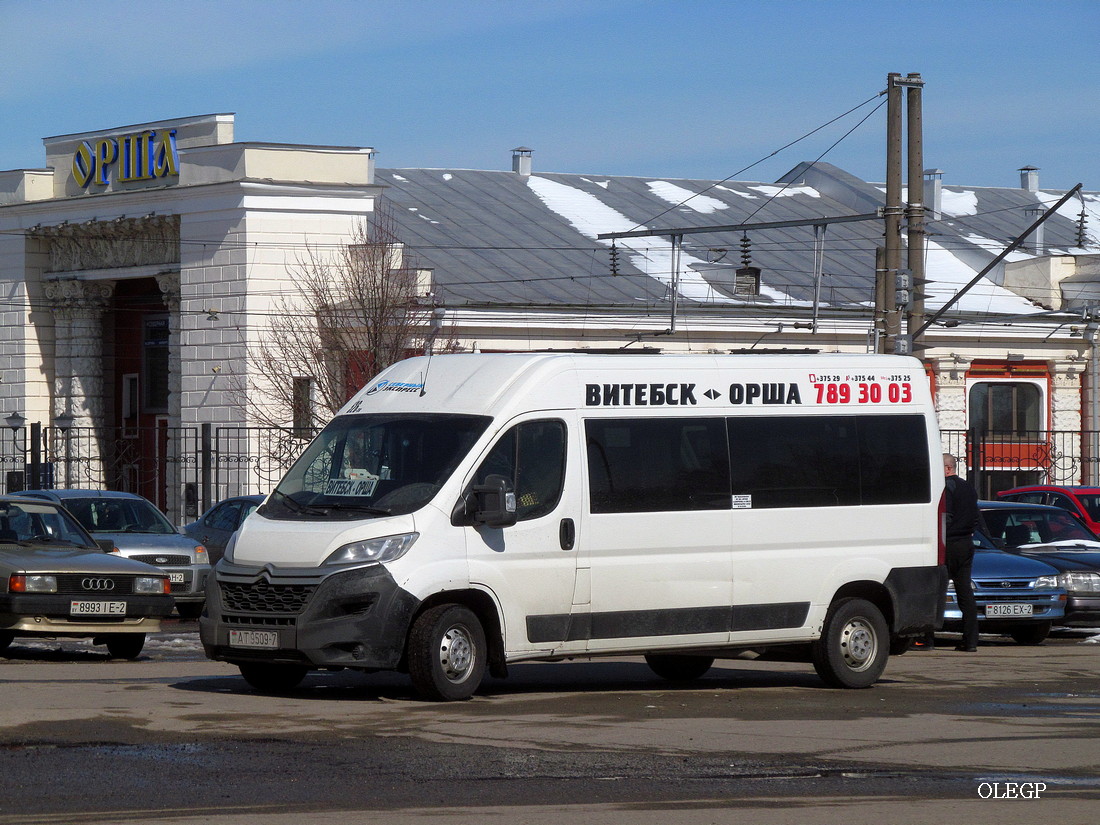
[[200, 353, 944, 700]]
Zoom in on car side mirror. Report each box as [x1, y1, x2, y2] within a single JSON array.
[[95, 539, 117, 554], [471, 474, 517, 528]]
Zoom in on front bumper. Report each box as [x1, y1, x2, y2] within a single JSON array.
[[0, 593, 173, 635], [200, 561, 420, 671], [944, 587, 1066, 625], [1062, 594, 1100, 626]]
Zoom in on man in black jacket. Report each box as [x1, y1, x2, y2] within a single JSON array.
[[944, 453, 979, 651]]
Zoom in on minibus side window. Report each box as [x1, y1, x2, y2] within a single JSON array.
[[474, 420, 566, 521], [585, 418, 730, 513], [727, 414, 929, 509]]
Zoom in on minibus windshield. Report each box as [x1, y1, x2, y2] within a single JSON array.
[[261, 413, 492, 520]]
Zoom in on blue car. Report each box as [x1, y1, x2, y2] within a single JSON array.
[[977, 500, 1100, 627], [943, 535, 1067, 644]]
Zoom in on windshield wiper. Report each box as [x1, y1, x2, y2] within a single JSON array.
[[317, 502, 393, 516], [271, 489, 329, 516]]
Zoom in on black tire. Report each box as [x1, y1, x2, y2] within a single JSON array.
[[1009, 621, 1051, 645], [175, 602, 204, 620], [238, 662, 308, 692], [812, 598, 889, 689], [105, 633, 146, 660], [645, 654, 715, 681], [0, 631, 13, 653], [407, 604, 487, 701]]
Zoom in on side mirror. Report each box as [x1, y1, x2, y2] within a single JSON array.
[[95, 539, 118, 554], [471, 474, 517, 528]]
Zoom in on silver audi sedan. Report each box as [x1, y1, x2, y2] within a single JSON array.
[[0, 496, 174, 659]]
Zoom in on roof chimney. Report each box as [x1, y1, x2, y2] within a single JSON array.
[[1019, 165, 1039, 192], [512, 147, 532, 176], [923, 168, 943, 221]]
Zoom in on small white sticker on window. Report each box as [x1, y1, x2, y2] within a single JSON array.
[[732, 495, 752, 509]]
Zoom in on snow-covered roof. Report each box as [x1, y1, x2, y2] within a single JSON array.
[[378, 161, 1098, 319]]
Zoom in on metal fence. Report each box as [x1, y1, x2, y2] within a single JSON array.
[[3, 421, 1097, 522], [941, 429, 1100, 499], [0, 423, 315, 525]]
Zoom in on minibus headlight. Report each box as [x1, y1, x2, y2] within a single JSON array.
[[325, 533, 419, 566]]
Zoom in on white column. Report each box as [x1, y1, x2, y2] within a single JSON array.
[[1050, 359, 1085, 485], [43, 279, 114, 486]]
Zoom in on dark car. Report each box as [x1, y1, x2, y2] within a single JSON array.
[[0, 495, 173, 658], [943, 536, 1066, 644], [977, 500, 1100, 626], [21, 490, 211, 619], [997, 485, 1100, 536], [181, 495, 264, 565]]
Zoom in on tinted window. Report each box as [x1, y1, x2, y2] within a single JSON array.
[[586, 418, 730, 513], [206, 502, 243, 531], [1006, 492, 1047, 505], [475, 420, 566, 521], [982, 507, 1097, 546], [1048, 493, 1077, 513], [1076, 494, 1100, 521], [726, 414, 930, 509]]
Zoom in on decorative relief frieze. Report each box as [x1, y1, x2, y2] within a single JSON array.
[[30, 215, 180, 273]]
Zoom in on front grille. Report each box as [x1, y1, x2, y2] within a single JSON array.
[[221, 580, 316, 614], [131, 554, 192, 566], [55, 574, 136, 595], [170, 581, 192, 594], [973, 578, 1034, 589], [224, 614, 297, 627]]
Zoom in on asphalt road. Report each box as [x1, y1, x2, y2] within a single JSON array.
[[1, 622, 1098, 825]]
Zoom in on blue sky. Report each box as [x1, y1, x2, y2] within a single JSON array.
[[2, 0, 1097, 191]]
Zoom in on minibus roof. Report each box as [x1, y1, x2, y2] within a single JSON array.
[[337, 352, 929, 421]]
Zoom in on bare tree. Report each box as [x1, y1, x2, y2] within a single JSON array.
[[237, 207, 445, 429]]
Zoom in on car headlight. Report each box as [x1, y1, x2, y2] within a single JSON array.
[[324, 532, 419, 566], [134, 576, 170, 595], [1057, 571, 1100, 594], [1033, 575, 1060, 589], [9, 574, 57, 593], [193, 545, 209, 565]]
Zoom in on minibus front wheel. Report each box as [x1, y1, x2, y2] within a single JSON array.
[[812, 597, 889, 688], [407, 604, 487, 701]]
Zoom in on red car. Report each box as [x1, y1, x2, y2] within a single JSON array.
[[997, 486, 1100, 536]]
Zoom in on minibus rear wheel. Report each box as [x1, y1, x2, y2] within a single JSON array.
[[408, 604, 487, 701], [644, 654, 714, 682], [812, 597, 889, 688]]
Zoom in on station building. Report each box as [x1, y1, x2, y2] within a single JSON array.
[[1, 113, 1098, 518]]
